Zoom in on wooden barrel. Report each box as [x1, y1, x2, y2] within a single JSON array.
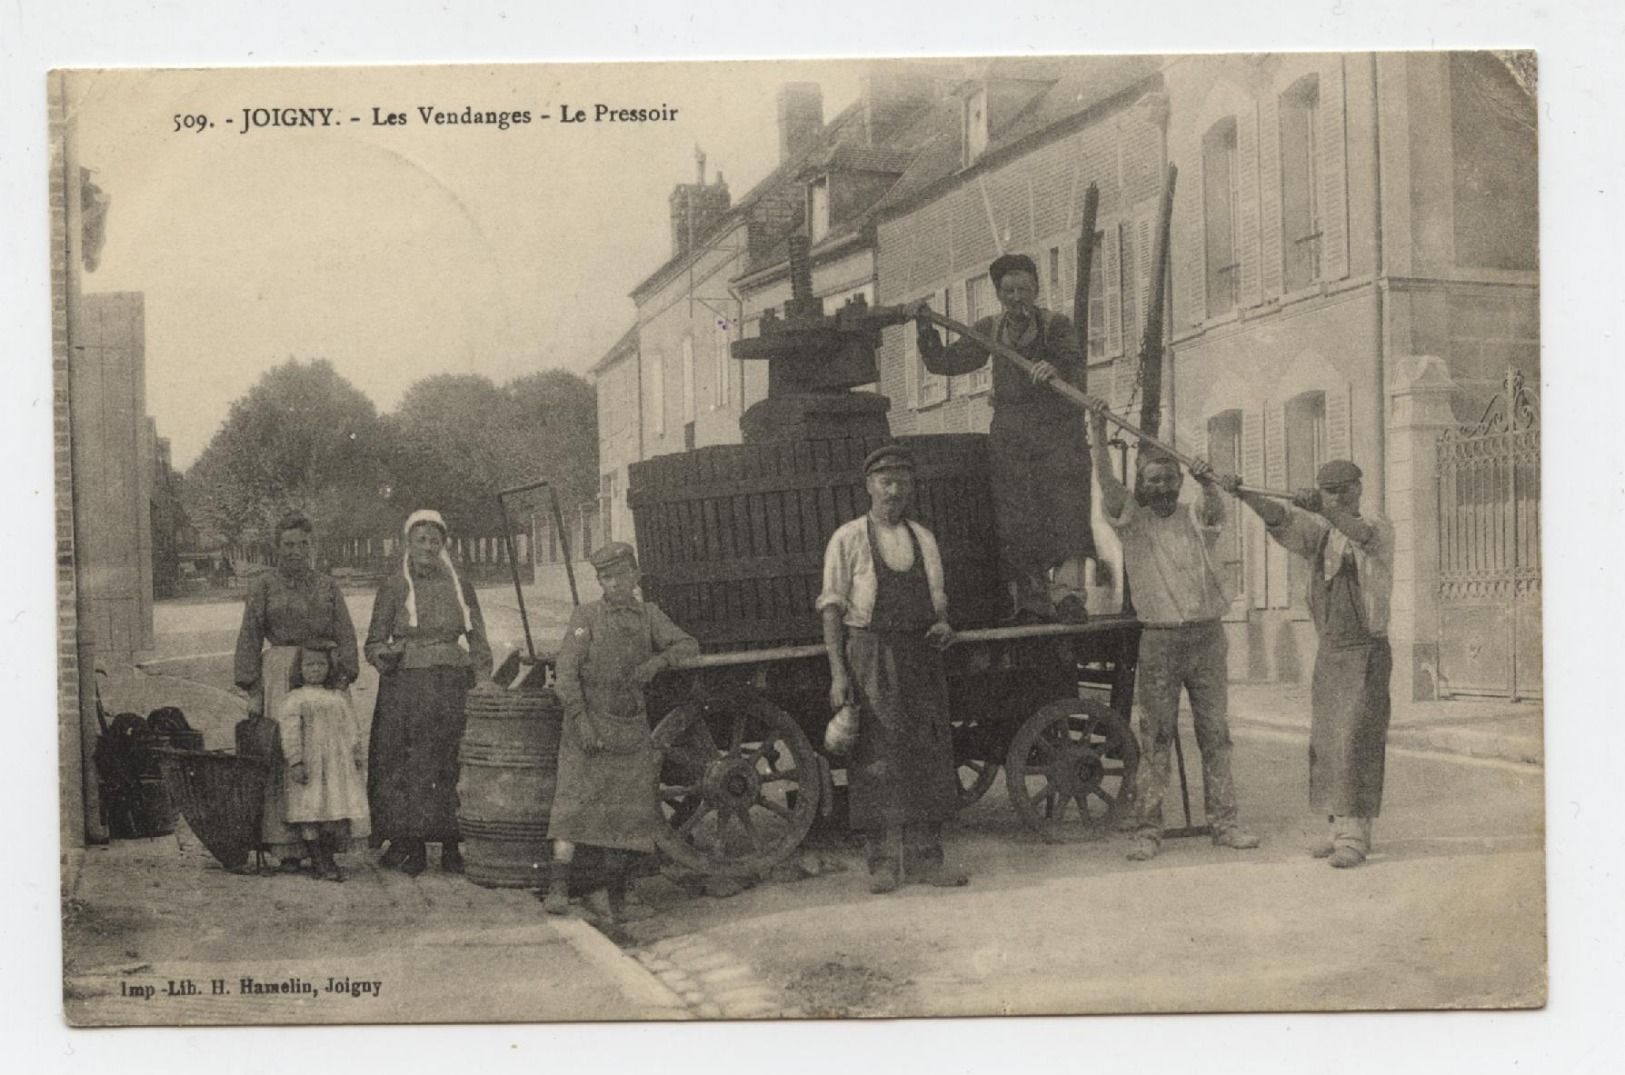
[[628, 433, 1004, 651], [456, 688, 562, 888]]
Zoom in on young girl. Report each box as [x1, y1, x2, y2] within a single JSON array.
[[275, 642, 370, 881]]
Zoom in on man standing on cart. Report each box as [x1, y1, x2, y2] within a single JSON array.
[[1225, 461, 1394, 869], [1089, 407, 1260, 861], [916, 253, 1095, 624], [819, 446, 969, 895]]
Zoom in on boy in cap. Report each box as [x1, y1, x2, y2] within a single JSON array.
[[1090, 407, 1261, 861], [819, 445, 968, 894], [916, 253, 1094, 624], [1226, 461, 1395, 868], [542, 541, 699, 918]]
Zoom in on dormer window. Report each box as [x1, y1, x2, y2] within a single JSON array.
[[808, 174, 831, 243], [962, 86, 989, 166]]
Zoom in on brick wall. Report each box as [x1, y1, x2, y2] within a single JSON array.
[[51, 73, 91, 849]]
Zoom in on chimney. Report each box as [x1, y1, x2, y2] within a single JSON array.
[[860, 63, 938, 145], [777, 82, 823, 163], [668, 151, 731, 259]]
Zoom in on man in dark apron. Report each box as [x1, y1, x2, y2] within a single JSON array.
[[1229, 460, 1396, 868], [819, 446, 967, 894], [917, 253, 1095, 624]]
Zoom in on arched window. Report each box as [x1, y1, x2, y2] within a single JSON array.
[[1202, 117, 1241, 317], [1280, 75, 1323, 291], [1207, 409, 1244, 599], [1284, 389, 1327, 604]]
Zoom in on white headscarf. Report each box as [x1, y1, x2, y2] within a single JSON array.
[[401, 509, 471, 632]]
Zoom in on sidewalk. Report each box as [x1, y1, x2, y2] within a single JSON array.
[[63, 830, 691, 1025], [1228, 681, 1544, 766]]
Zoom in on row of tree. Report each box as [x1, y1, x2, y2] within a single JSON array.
[[181, 359, 598, 558]]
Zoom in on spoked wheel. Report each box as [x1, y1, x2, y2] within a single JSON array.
[[651, 690, 821, 878], [951, 716, 1001, 807], [1004, 698, 1139, 843]]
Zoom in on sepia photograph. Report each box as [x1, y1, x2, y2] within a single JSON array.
[[45, 49, 1554, 1031]]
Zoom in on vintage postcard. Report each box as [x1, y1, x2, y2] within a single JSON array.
[[53, 53, 1544, 1027]]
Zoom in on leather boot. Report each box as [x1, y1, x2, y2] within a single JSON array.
[[399, 838, 428, 877], [318, 833, 345, 883], [540, 860, 572, 915]]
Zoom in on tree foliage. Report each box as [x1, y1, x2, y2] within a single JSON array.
[[183, 360, 600, 555], [386, 369, 599, 537], [183, 359, 392, 555]]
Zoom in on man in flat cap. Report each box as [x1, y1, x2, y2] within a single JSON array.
[[543, 541, 699, 919], [917, 253, 1095, 625], [1226, 461, 1395, 868], [1090, 408, 1260, 861], [818, 445, 968, 894]]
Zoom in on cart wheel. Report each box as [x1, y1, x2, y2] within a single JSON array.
[[951, 716, 1000, 807], [1004, 698, 1139, 843], [651, 690, 821, 879]]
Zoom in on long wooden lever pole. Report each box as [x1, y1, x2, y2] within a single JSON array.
[[915, 309, 1296, 501]]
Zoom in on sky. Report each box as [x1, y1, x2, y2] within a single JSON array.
[[69, 61, 864, 468]]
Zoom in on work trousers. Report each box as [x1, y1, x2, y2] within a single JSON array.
[[1131, 622, 1239, 837], [866, 821, 946, 878]]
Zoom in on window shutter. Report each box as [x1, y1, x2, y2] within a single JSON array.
[[1320, 56, 1351, 281], [1326, 379, 1353, 460], [1259, 93, 1284, 298], [905, 303, 921, 409], [1265, 400, 1292, 607], [1237, 103, 1262, 306], [1105, 223, 1123, 358], [1173, 165, 1202, 330], [1243, 405, 1269, 609]]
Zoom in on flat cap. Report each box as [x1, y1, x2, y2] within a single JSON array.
[[863, 445, 916, 475], [1316, 460, 1363, 487], [588, 541, 639, 571]]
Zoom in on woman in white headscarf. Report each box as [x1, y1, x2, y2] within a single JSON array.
[[364, 510, 493, 876]]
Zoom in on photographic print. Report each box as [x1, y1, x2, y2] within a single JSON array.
[[52, 52, 1543, 1026]]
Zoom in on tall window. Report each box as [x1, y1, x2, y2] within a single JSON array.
[[808, 176, 831, 244], [680, 335, 695, 423], [1207, 410, 1244, 599], [964, 273, 993, 394], [1087, 230, 1107, 360], [1203, 117, 1241, 317], [1280, 75, 1323, 292], [911, 287, 950, 408], [598, 471, 617, 543], [650, 352, 665, 436], [963, 87, 989, 166], [1284, 389, 1327, 604], [714, 321, 732, 407]]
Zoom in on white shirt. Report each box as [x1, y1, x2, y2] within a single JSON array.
[[816, 516, 949, 629], [1267, 509, 1396, 636], [1106, 498, 1232, 624]]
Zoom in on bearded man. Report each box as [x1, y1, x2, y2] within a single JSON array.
[[1089, 406, 1260, 862]]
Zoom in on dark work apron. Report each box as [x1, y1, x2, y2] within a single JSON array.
[[845, 519, 959, 831], [1307, 532, 1393, 818]]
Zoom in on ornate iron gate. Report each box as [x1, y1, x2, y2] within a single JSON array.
[[1435, 370, 1541, 700]]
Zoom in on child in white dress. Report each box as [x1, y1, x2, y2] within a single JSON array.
[[275, 642, 370, 881]]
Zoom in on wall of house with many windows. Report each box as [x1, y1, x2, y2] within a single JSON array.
[[875, 89, 1169, 439]]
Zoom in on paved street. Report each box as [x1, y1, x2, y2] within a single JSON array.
[[621, 726, 1544, 1016], [72, 589, 1546, 1023]]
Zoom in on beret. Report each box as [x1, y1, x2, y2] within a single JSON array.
[[1316, 460, 1363, 487]]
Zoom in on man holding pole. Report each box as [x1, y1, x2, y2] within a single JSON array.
[[916, 254, 1094, 625], [1224, 463, 1395, 869], [1088, 406, 1260, 862]]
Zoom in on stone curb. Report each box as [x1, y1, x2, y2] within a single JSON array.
[[636, 935, 800, 1020], [1233, 716, 1543, 768], [549, 918, 694, 1020]]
